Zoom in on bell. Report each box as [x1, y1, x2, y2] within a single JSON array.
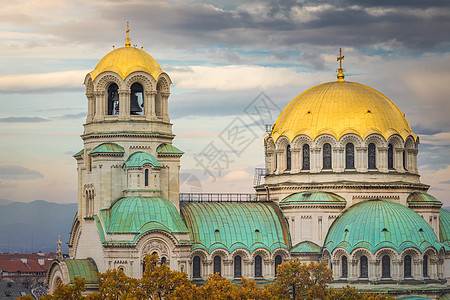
[[130, 94, 142, 114]]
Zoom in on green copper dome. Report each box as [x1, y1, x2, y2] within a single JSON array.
[[407, 192, 442, 206], [440, 208, 450, 246], [90, 143, 124, 154], [181, 202, 290, 254], [100, 197, 188, 238], [291, 241, 321, 253], [324, 200, 443, 254], [280, 191, 346, 205], [125, 151, 162, 167]]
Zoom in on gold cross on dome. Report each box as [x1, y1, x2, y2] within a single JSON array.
[[125, 22, 131, 47], [337, 48, 344, 70]]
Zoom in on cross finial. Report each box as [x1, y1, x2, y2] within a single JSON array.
[[336, 48, 345, 81], [125, 22, 131, 47], [56, 235, 63, 260]]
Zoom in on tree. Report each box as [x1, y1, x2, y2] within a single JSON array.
[[326, 285, 394, 300], [41, 277, 87, 300]]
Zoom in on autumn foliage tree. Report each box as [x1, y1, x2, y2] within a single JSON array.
[[36, 255, 394, 300]]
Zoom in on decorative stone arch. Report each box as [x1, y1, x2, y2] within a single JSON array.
[[94, 72, 123, 92], [125, 72, 155, 91], [271, 248, 290, 261], [292, 134, 313, 149], [292, 135, 312, 171], [251, 248, 269, 278], [314, 134, 338, 171], [231, 249, 251, 261], [84, 75, 94, 96], [265, 138, 276, 174], [210, 248, 230, 260], [313, 134, 338, 148], [339, 133, 363, 148], [83, 184, 95, 218], [422, 247, 438, 260], [400, 247, 420, 279], [374, 248, 398, 279], [210, 248, 229, 276], [374, 248, 398, 261], [400, 247, 421, 260], [364, 134, 386, 148], [364, 134, 386, 170], [69, 217, 82, 256], [156, 73, 172, 94], [387, 134, 404, 149], [275, 136, 291, 172], [138, 234, 174, 274], [350, 248, 373, 261], [190, 249, 208, 279], [350, 248, 373, 279], [46, 261, 69, 294], [331, 248, 350, 279]]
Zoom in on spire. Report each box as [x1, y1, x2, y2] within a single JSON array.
[[337, 48, 345, 82], [56, 235, 63, 260], [125, 22, 131, 47]]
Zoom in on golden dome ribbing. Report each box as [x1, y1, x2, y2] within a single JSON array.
[[271, 80, 416, 142]]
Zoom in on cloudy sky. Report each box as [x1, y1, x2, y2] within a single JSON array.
[[0, 0, 449, 206]]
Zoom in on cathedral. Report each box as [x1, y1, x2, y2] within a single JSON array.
[[46, 29, 450, 298]]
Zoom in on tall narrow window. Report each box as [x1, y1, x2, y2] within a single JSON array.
[[234, 256, 242, 278], [286, 145, 291, 171], [255, 255, 263, 278], [341, 256, 348, 278], [107, 83, 119, 115], [130, 82, 144, 115], [423, 255, 428, 277], [368, 143, 376, 169], [404, 255, 412, 278], [193, 256, 201, 279], [275, 255, 282, 277], [274, 152, 277, 172], [213, 256, 221, 276], [403, 150, 407, 171], [323, 143, 332, 169], [144, 169, 149, 187], [155, 83, 162, 117], [382, 255, 391, 278], [345, 143, 355, 169], [360, 256, 368, 278], [388, 144, 394, 169], [142, 261, 146, 274], [302, 144, 310, 170], [161, 257, 167, 265]]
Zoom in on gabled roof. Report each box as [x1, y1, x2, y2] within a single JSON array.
[[180, 202, 290, 254], [157, 143, 184, 154], [125, 151, 162, 167], [73, 149, 84, 157], [90, 143, 124, 154]]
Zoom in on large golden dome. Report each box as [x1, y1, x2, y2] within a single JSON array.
[[271, 80, 416, 142], [89, 46, 163, 80]]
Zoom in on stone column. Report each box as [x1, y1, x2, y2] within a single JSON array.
[[162, 92, 170, 122], [311, 147, 321, 173], [205, 259, 213, 279], [94, 91, 104, 121], [332, 259, 340, 280], [378, 147, 388, 172], [369, 259, 379, 281], [357, 147, 368, 172], [145, 91, 156, 120], [266, 150, 274, 174], [118, 89, 130, 120], [223, 259, 232, 279], [86, 94, 94, 123], [264, 259, 273, 279], [275, 149, 284, 174], [291, 147, 301, 172], [349, 259, 358, 281], [395, 148, 405, 172], [392, 259, 402, 281], [413, 259, 421, 280], [334, 147, 344, 172], [243, 259, 251, 278]]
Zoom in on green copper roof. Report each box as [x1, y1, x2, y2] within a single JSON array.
[[157, 143, 184, 154], [64, 258, 98, 285], [291, 241, 321, 253], [73, 149, 84, 157], [180, 202, 290, 254], [324, 200, 443, 254], [100, 197, 188, 236], [440, 208, 450, 246], [407, 192, 442, 206], [280, 191, 346, 205], [90, 142, 124, 154], [125, 151, 162, 167]]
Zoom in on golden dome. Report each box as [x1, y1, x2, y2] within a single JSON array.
[[89, 46, 163, 80], [271, 80, 417, 142]]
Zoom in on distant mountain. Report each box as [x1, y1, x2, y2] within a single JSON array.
[[443, 206, 450, 211], [0, 200, 77, 254]]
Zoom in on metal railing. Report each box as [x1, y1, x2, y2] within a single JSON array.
[[253, 168, 266, 186], [179, 193, 267, 202]]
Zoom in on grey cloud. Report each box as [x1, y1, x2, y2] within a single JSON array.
[[0, 117, 49, 123], [55, 112, 86, 120], [440, 180, 450, 184], [0, 165, 44, 180]]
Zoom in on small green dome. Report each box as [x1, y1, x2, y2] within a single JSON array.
[[90, 143, 124, 154], [324, 200, 443, 254], [291, 241, 321, 253], [125, 151, 162, 167], [157, 143, 184, 154], [440, 208, 450, 246], [100, 197, 188, 237], [407, 192, 442, 206], [280, 191, 346, 205]]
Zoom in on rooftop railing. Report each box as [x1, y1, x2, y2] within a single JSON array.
[[179, 193, 268, 202]]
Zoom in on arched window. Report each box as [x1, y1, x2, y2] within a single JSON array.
[[341, 256, 348, 278], [345, 143, 355, 169], [193, 256, 201, 279], [213, 256, 221, 276], [423, 255, 428, 277], [156, 82, 162, 117], [323, 143, 332, 169], [382, 255, 391, 278], [404, 255, 412, 278], [234, 256, 242, 278], [130, 82, 144, 115], [286, 145, 291, 171], [388, 144, 394, 169], [302, 144, 310, 170], [161, 257, 167, 265], [275, 255, 282, 277], [107, 83, 119, 115], [142, 261, 146, 274], [360, 255, 368, 278], [368, 143, 376, 169], [403, 150, 407, 171], [144, 169, 149, 187], [255, 255, 263, 278], [214, 230, 221, 243]]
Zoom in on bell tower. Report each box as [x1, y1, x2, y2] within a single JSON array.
[[73, 26, 183, 224]]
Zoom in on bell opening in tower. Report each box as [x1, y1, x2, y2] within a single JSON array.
[[130, 82, 144, 115], [107, 83, 119, 115]]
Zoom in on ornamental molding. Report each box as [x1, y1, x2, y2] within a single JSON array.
[[96, 74, 122, 92], [125, 74, 155, 91]]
